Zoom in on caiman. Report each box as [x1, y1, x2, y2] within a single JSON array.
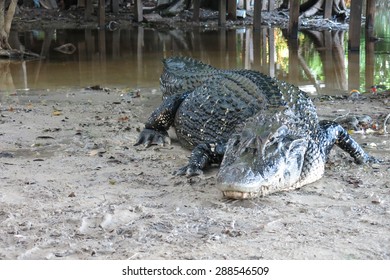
[[135, 57, 377, 199]]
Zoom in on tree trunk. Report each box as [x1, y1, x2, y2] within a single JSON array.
[[0, 0, 17, 50], [0, 0, 41, 59], [302, 30, 347, 91]]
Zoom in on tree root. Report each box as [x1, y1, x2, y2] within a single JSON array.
[[302, 0, 325, 17], [0, 48, 41, 60]]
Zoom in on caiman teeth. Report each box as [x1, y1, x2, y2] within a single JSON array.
[[222, 191, 259, 200]]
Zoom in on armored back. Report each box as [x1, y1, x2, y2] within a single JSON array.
[[160, 57, 222, 98]]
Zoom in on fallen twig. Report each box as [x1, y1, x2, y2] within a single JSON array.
[[384, 113, 390, 134], [333, 111, 351, 122]]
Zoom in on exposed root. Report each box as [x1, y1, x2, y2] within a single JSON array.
[[302, 0, 325, 17], [0, 48, 41, 60]]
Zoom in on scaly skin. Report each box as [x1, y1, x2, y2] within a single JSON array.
[[135, 57, 377, 199]]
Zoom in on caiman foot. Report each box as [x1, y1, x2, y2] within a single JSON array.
[[172, 143, 223, 177], [134, 128, 171, 147], [173, 164, 203, 177]]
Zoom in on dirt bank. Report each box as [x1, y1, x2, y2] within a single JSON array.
[[0, 87, 389, 259], [12, 5, 349, 32]]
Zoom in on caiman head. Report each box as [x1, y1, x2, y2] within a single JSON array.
[[217, 108, 309, 199]]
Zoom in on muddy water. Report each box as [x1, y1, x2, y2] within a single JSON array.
[[3, 25, 390, 95]]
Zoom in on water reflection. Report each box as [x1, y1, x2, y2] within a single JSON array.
[[1, 25, 389, 95]]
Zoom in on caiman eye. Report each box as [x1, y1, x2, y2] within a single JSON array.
[[232, 138, 240, 147], [244, 147, 257, 155]]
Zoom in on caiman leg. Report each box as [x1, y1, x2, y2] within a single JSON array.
[[134, 92, 189, 147], [319, 120, 378, 163], [174, 142, 226, 176], [292, 120, 378, 189]]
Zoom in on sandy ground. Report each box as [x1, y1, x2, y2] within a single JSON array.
[[0, 86, 389, 260]]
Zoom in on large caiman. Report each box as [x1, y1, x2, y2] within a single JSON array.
[[135, 57, 377, 199]]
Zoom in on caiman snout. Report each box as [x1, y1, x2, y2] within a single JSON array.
[[217, 120, 309, 199]]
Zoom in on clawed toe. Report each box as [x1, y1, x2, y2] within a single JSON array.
[[134, 128, 170, 147], [173, 165, 203, 177]]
